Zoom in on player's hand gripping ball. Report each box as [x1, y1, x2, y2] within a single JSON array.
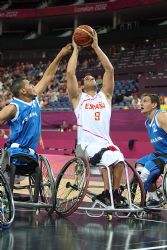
[[73, 25, 94, 47]]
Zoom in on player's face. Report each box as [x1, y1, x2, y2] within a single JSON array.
[[23, 80, 37, 97], [141, 96, 154, 114], [83, 75, 96, 90]]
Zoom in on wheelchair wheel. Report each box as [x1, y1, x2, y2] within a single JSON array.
[[152, 175, 165, 206], [119, 161, 145, 208], [38, 155, 56, 214], [55, 157, 90, 217], [162, 171, 167, 203], [130, 164, 165, 207], [27, 173, 41, 203], [0, 171, 15, 228]]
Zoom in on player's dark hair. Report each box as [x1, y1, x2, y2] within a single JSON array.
[[141, 93, 160, 109], [11, 77, 26, 98]]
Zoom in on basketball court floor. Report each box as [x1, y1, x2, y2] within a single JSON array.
[[1, 206, 167, 250], [1, 155, 167, 250]]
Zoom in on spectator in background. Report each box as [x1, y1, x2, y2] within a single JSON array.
[[71, 124, 77, 131], [40, 96, 49, 108], [5, 92, 13, 105], [96, 74, 103, 85], [160, 95, 167, 111], [161, 104, 167, 111], [47, 85, 59, 102], [131, 93, 141, 109], [0, 77, 3, 93], [60, 119, 70, 132], [0, 95, 5, 110]]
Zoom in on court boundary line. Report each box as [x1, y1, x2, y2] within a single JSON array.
[[130, 245, 167, 250]]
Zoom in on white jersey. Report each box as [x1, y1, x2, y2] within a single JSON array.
[[74, 91, 118, 153]]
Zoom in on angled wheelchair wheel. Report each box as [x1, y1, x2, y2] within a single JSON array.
[[38, 155, 56, 214], [0, 171, 15, 229], [162, 171, 167, 203], [26, 173, 41, 203], [55, 157, 90, 217], [119, 161, 145, 208], [151, 175, 165, 206]]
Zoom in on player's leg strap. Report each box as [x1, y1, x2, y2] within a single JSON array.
[[153, 157, 165, 174], [89, 148, 109, 165]]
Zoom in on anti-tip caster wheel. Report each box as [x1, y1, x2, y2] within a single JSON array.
[[107, 214, 112, 221], [36, 209, 40, 215]]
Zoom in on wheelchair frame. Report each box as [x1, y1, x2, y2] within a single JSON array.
[[0, 170, 15, 228], [143, 165, 167, 213], [54, 148, 145, 219], [0, 148, 56, 215]]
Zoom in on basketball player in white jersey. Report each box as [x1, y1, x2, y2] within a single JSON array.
[[66, 30, 125, 206]]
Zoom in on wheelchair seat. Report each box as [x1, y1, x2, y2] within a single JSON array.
[[9, 154, 39, 176], [0, 148, 56, 214], [75, 144, 101, 175], [5, 153, 41, 203]]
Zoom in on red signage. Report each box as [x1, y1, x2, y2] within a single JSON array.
[[0, 0, 163, 20]]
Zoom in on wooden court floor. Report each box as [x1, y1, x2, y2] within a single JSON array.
[[1, 157, 167, 250], [1, 208, 167, 250]]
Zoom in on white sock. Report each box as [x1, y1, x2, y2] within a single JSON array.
[[140, 168, 150, 183], [148, 192, 153, 200], [151, 191, 159, 201]]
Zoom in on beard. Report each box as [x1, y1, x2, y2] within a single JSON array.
[[84, 84, 97, 92]]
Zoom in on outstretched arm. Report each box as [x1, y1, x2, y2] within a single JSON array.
[[91, 31, 114, 101], [35, 44, 72, 96], [66, 41, 81, 109], [0, 105, 17, 126]]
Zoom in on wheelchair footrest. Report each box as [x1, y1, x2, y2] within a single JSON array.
[[14, 201, 53, 209], [13, 196, 30, 202]]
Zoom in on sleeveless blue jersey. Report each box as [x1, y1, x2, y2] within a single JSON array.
[[146, 109, 167, 154], [6, 97, 41, 152]]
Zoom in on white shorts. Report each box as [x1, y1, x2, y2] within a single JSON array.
[[85, 144, 125, 168]]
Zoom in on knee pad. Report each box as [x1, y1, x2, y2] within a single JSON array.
[[140, 168, 150, 183], [135, 164, 144, 174]]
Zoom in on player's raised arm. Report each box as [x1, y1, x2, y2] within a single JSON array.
[[35, 44, 72, 96], [0, 104, 17, 126], [91, 31, 114, 101], [66, 40, 81, 109]]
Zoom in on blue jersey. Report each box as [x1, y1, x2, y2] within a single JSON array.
[[146, 109, 167, 154], [6, 97, 41, 155]]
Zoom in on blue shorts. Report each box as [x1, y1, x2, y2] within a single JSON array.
[[136, 153, 167, 172], [8, 148, 38, 166]]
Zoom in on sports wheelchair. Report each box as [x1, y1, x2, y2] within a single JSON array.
[[55, 145, 145, 219], [135, 163, 167, 212], [0, 149, 15, 228], [0, 148, 56, 215], [0, 171, 15, 228]]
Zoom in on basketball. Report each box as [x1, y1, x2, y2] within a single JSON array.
[[73, 25, 94, 47]]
